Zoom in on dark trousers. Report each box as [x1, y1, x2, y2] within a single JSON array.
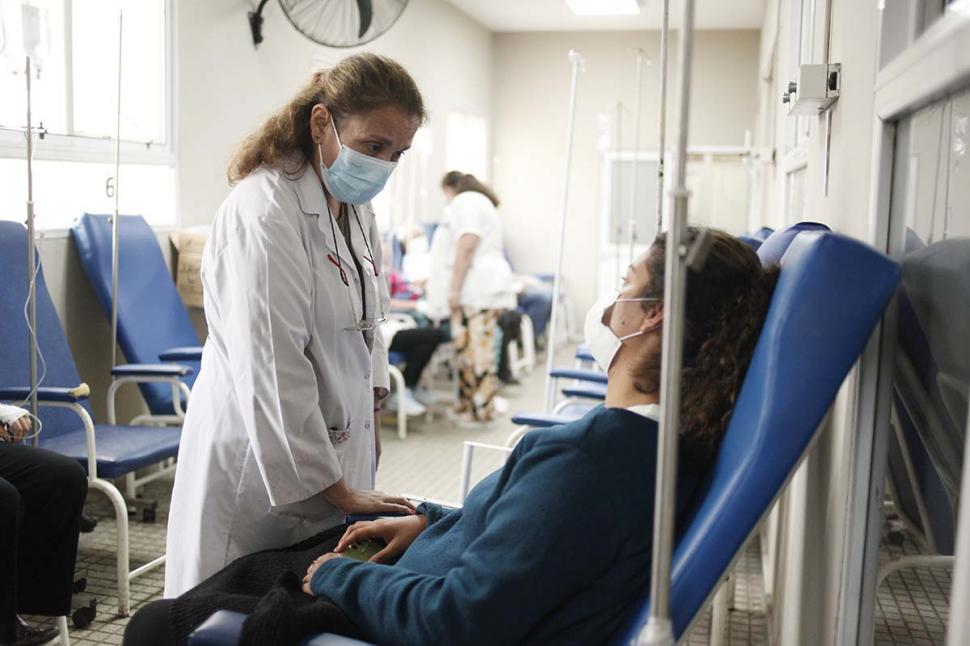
[[497, 310, 523, 381], [388, 327, 446, 387], [0, 443, 87, 641]]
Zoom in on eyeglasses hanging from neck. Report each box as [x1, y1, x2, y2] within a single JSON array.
[[324, 202, 387, 332]]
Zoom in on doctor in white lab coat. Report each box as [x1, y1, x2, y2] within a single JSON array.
[[165, 54, 426, 596]]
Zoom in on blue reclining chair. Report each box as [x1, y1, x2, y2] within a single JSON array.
[[189, 231, 899, 646], [71, 213, 201, 426], [0, 221, 183, 616]]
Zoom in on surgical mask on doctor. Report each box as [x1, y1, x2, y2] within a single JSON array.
[[319, 115, 397, 205], [583, 292, 660, 372]]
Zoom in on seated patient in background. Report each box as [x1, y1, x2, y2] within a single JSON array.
[[124, 228, 778, 646]]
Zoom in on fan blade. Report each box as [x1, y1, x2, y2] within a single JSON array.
[[357, 0, 373, 38]]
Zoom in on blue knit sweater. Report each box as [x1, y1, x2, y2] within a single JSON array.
[[311, 407, 703, 645]]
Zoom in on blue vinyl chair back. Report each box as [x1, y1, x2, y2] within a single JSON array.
[[737, 234, 763, 251], [619, 231, 900, 640], [71, 214, 200, 415], [752, 226, 774, 240], [757, 222, 830, 265], [0, 222, 95, 438]]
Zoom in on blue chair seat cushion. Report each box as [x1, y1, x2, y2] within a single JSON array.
[[40, 424, 181, 479]]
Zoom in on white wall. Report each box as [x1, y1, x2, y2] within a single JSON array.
[[491, 30, 760, 319], [752, 0, 886, 644], [176, 0, 494, 227], [30, 0, 492, 422]]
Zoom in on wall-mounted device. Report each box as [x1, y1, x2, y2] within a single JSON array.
[[782, 63, 842, 116]]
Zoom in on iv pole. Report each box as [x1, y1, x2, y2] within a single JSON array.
[[656, 0, 670, 233], [614, 100, 624, 283], [637, 0, 697, 642], [543, 50, 585, 411], [628, 49, 647, 264], [110, 11, 123, 369], [25, 57, 39, 433]]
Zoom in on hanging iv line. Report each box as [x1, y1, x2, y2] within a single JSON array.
[[108, 11, 123, 369]]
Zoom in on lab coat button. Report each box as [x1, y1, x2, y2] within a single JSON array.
[[364, 422, 371, 430]]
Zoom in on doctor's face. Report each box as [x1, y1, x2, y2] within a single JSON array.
[[312, 104, 419, 168]]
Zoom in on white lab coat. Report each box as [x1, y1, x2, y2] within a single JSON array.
[[164, 163, 391, 596]]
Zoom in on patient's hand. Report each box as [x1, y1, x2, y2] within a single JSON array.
[[303, 552, 341, 595], [336, 515, 427, 564]]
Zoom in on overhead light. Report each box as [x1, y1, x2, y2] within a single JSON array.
[[566, 0, 642, 16]]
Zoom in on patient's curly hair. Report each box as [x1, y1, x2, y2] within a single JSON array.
[[632, 228, 780, 465]]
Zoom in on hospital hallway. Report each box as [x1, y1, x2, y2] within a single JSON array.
[[11, 343, 949, 646]]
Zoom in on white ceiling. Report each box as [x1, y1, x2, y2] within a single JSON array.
[[444, 0, 765, 32]]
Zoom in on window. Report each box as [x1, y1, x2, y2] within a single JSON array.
[[0, 0, 174, 230], [370, 126, 433, 235], [445, 110, 489, 180], [784, 0, 816, 152]]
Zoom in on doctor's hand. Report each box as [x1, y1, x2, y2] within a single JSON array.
[[335, 515, 427, 564], [323, 479, 416, 516], [448, 291, 461, 315], [302, 552, 342, 596]]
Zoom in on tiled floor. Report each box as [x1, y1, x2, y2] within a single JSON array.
[[24, 345, 955, 645]]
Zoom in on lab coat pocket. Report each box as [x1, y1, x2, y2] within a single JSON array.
[[327, 418, 352, 447]]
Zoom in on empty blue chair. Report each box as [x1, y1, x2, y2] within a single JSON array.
[[189, 231, 900, 645], [71, 213, 201, 423], [0, 221, 183, 616], [757, 221, 830, 265]]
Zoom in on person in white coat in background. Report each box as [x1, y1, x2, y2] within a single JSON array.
[[164, 54, 424, 596], [440, 172, 516, 426]]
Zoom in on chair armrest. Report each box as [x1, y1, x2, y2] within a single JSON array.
[[188, 610, 375, 646], [549, 368, 608, 384], [510, 411, 579, 428], [0, 384, 91, 403], [112, 364, 191, 377], [159, 346, 203, 362], [561, 384, 607, 400]]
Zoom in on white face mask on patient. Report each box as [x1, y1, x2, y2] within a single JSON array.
[[583, 292, 659, 373]]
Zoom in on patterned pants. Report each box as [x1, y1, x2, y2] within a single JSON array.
[[451, 307, 501, 422]]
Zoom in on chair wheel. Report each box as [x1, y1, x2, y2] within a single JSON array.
[[73, 577, 87, 594], [72, 599, 97, 629], [888, 530, 905, 546]]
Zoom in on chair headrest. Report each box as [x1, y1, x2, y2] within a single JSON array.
[[756, 221, 830, 265]]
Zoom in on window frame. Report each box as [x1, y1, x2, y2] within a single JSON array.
[[843, 4, 970, 645], [0, 0, 177, 234]]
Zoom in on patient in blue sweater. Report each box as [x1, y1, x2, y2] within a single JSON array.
[[124, 228, 778, 646]]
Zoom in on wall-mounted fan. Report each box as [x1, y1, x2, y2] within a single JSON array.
[[249, 0, 409, 49]]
